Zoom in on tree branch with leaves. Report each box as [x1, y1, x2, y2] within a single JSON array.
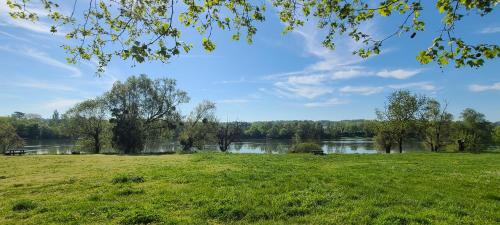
[[5, 0, 498, 74]]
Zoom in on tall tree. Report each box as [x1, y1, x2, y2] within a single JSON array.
[[6, 1, 498, 73], [455, 108, 493, 152], [0, 121, 24, 154], [373, 121, 395, 154], [179, 101, 217, 151], [493, 126, 500, 146], [11, 112, 25, 119], [376, 90, 426, 153], [422, 99, 453, 152], [65, 98, 109, 153], [217, 121, 242, 152], [51, 110, 60, 122], [106, 75, 189, 153]]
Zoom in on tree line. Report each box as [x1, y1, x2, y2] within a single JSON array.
[[240, 120, 374, 140], [374, 90, 500, 153], [0, 75, 243, 154], [1, 76, 500, 154]]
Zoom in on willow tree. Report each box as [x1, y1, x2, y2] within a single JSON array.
[[106, 75, 189, 153], [65, 98, 109, 153], [5, 0, 499, 73], [179, 101, 217, 151]]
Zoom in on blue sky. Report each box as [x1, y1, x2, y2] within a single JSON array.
[[0, 1, 499, 121]]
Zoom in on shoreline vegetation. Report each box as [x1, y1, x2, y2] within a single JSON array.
[[1, 153, 499, 224], [1, 78, 499, 155]]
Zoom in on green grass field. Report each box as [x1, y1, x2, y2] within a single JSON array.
[[0, 153, 499, 224]]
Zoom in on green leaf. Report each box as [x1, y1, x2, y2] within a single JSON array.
[[438, 56, 448, 65], [202, 38, 216, 52]]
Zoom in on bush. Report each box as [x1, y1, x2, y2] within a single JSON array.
[[112, 175, 145, 184], [121, 210, 161, 225], [12, 200, 36, 211], [290, 143, 322, 153], [116, 188, 145, 196]]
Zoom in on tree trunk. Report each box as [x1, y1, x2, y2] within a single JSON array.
[[458, 139, 465, 152], [94, 133, 100, 154], [398, 138, 403, 153], [385, 146, 391, 154], [435, 132, 440, 152]]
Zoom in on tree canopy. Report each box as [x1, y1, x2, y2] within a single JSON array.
[[65, 98, 110, 153], [5, 0, 499, 73], [106, 74, 189, 153], [0, 120, 24, 154], [376, 90, 426, 153]]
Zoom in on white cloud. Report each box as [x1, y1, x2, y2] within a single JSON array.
[[43, 98, 82, 111], [287, 75, 326, 85], [376, 69, 422, 79], [388, 82, 437, 91], [331, 69, 368, 80], [293, 20, 378, 72], [274, 81, 333, 99], [480, 26, 500, 34], [469, 82, 500, 92], [304, 98, 348, 108], [0, 45, 82, 77], [337, 82, 437, 96], [13, 80, 76, 92], [339, 86, 384, 95]]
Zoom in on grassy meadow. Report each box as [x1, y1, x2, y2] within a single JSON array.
[[0, 153, 499, 224]]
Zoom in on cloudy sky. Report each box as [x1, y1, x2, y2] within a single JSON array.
[[0, 1, 499, 121]]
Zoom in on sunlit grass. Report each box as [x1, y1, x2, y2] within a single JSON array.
[[0, 153, 499, 224]]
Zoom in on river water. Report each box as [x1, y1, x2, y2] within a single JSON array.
[[20, 138, 427, 155]]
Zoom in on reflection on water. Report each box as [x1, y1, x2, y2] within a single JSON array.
[[228, 138, 424, 154], [23, 139, 76, 155], [19, 137, 425, 155]]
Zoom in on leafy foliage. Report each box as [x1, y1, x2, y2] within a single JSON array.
[[217, 121, 242, 152], [376, 90, 427, 153], [106, 75, 189, 153], [493, 126, 500, 145], [65, 98, 110, 153], [454, 108, 493, 152], [0, 121, 24, 154], [373, 121, 395, 153], [179, 101, 217, 151], [242, 120, 375, 140], [1, 113, 70, 140], [5, 0, 499, 73], [421, 99, 453, 152]]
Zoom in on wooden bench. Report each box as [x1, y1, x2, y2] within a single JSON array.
[[4, 149, 26, 156]]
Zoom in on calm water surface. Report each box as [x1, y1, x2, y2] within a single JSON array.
[[20, 138, 426, 155]]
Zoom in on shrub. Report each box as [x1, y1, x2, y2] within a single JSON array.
[[290, 143, 322, 153], [121, 210, 161, 225], [12, 200, 36, 211], [116, 188, 145, 196], [112, 175, 145, 184]]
